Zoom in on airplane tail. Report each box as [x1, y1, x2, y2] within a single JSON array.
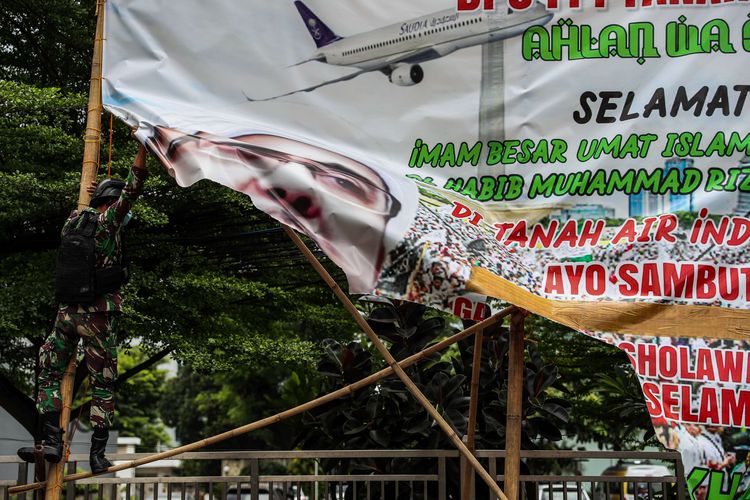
[[294, 1, 342, 48]]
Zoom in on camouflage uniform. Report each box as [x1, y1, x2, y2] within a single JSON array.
[[36, 166, 148, 429]]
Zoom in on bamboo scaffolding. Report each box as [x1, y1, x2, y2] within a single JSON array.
[[78, 0, 106, 211], [41, 3, 108, 500], [12, 4, 527, 499], [9, 306, 515, 495], [43, 360, 76, 500], [461, 325, 484, 500], [280, 226, 510, 500], [504, 311, 526, 500]]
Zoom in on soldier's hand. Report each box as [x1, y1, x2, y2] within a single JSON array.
[[134, 144, 148, 170], [86, 180, 98, 196]]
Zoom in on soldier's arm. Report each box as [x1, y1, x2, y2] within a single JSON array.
[[102, 145, 149, 230], [61, 210, 79, 234]]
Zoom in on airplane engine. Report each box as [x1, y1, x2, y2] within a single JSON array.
[[388, 64, 424, 86]]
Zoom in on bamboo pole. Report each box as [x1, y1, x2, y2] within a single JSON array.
[[45, 3, 106, 500], [43, 359, 77, 500], [10, 307, 514, 495], [461, 325, 484, 500], [503, 311, 526, 500], [78, 0, 106, 211], [44, 0, 104, 500], [281, 226, 509, 500]]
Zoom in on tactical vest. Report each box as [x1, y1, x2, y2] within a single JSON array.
[[54, 211, 129, 305]]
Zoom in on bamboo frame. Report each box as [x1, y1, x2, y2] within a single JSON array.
[[280, 226, 510, 500], [503, 311, 526, 500], [78, 0, 106, 211], [42, 359, 76, 500], [43, 3, 108, 500], [461, 326, 484, 500], [13, 3, 525, 498], [9, 306, 514, 495]]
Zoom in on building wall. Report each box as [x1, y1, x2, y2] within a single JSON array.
[[0, 407, 117, 481]]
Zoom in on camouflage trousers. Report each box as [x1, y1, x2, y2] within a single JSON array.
[[36, 310, 119, 429]]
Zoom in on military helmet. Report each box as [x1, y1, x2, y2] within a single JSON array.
[[90, 178, 126, 207]]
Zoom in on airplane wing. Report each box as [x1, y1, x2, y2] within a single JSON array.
[[388, 47, 443, 66], [244, 67, 374, 102], [245, 47, 444, 102]]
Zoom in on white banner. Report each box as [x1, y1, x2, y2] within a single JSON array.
[[103, 2, 750, 495]]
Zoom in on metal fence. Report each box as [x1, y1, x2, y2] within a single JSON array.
[[1, 449, 686, 500]]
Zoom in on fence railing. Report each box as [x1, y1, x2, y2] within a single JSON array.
[[0, 449, 687, 500]]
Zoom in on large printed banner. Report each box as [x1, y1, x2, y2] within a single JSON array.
[[103, 0, 750, 495]]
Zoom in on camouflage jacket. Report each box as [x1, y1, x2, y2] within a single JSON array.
[[60, 166, 148, 314]]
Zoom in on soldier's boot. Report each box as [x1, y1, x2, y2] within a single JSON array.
[[90, 428, 113, 474], [17, 412, 64, 463]]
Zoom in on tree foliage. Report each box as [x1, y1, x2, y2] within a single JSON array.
[[0, 74, 356, 432], [298, 299, 570, 498], [114, 348, 173, 451], [0, 0, 94, 90], [0, 0, 657, 458], [157, 362, 319, 479], [0, 16, 356, 433], [529, 315, 656, 449]]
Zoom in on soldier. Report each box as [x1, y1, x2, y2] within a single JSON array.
[[18, 144, 149, 474]]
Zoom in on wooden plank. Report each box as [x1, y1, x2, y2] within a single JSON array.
[[468, 267, 750, 340], [66, 462, 76, 500], [17, 461, 28, 500], [475, 450, 683, 459], [249, 459, 259, 500], [36, 448, 680, 461], [438, 457, 446, 500]]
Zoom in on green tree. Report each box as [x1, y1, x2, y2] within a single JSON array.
[[114, 348, 173, 452], [529, 315, 655, 449], [0, 73, 355, 438], [0, 0, 360, 433], [160, 364, 318, 451], [156, 363, 320, 477], [0, 80, 87, 427], [0, 0, 94, 90], [298, 300, 570, 499]]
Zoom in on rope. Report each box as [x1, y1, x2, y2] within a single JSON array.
[[82, 26, 106, 177], [68, 378, 90, 442], [108, 114, 113, 177], [49, 467, 64, 494], [96, 25, 105, 175]]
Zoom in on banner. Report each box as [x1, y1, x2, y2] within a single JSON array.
[[103, 0, 750, 495]]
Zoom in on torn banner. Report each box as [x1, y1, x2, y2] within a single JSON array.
[[102, 0, 750, 493]]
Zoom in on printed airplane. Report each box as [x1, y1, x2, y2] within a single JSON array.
[[247, 0, 553, 101]]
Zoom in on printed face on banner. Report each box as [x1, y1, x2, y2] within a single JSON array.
[[103, 0, 750, 492], [148, 128, 403, 292]]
